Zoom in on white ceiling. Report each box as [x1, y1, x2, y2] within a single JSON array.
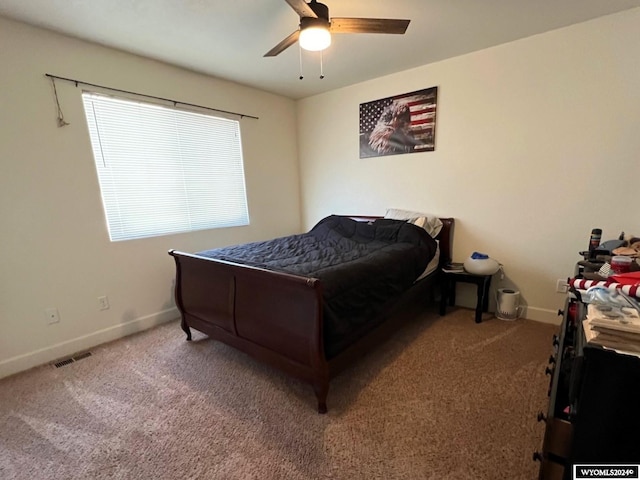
[[2, 0, 640, 99]]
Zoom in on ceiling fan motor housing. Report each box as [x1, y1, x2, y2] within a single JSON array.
[[300, 17, 330, 30], [307, 1, 329, 21]]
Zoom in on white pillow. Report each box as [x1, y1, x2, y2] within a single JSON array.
[[384, 208, 443, 238]]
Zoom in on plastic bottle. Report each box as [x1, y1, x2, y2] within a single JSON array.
[[588, 228, 602, 259], [588, 228, 602, 251]]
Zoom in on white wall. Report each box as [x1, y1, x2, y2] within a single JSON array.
[[0, 17, 301, 378], [297, 8, 640, 323]]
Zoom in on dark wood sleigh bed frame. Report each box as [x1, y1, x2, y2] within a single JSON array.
[[169, 216, 454, 413]]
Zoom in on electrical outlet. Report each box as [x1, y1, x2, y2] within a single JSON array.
[[45, 307, 60, 324], [556, 279, 568, 294], [98, 295, 110, 310]]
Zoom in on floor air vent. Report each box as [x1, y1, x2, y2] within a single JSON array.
[[53, 351, 92, 368], [73, 351, 92, 361], [53, 358, 74, 368]]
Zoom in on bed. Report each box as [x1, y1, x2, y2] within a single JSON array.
[[169, 213, 454, 413]]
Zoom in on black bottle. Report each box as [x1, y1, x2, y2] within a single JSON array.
[[588, 228, 602, 259]]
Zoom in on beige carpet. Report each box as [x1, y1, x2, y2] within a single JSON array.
[[0, 308, 556, 480]]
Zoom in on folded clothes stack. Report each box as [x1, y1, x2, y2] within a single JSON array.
[[582, 286, 640, 356]]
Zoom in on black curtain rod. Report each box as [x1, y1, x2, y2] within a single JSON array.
[[44, 73, 259, 120]]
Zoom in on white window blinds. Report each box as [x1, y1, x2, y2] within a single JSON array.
[[82, 92, 249, 241]]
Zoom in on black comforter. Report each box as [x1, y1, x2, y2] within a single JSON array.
[[197, 215, 437, 356]]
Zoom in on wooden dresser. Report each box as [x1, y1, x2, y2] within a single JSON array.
[[535, 293, 640, 479]]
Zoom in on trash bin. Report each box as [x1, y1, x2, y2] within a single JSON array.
[[496, 288, 521, 321]]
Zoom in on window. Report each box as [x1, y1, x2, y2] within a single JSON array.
[[82, 92, 249, 241]]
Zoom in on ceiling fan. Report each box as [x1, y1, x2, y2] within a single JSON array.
[[264, 0, 411, 57]]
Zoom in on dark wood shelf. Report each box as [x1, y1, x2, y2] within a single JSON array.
[[537, 295, 640, 479]]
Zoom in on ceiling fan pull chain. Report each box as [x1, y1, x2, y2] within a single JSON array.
[[299, 44, 304, 80], [320, 50, 325, 79]]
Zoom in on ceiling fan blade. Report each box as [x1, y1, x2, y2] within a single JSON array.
[[264, 30, 301, 57], [330, 18, 410, 34], [285, 0, 318, 19]]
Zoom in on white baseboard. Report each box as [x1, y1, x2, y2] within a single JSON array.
[[454, 296, 562, 326], [453, 288, 563, 326], [455, 292, 563, 326], [0, 308, 179, 380], [523, 306, 563, 325]]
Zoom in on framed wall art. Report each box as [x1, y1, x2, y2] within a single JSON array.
[[359, 86, 437, 158]]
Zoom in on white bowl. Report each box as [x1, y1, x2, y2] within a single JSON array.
[[463, 256, 500, 275]]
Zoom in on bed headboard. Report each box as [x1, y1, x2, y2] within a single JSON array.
[[346, 215, 455, 268], [437, 218, 454, 266]]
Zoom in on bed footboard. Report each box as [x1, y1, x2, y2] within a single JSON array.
[[168, 250, 329, 412], [169, 217, 454, 413]]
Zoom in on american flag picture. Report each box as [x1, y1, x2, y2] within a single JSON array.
[[359, 87, 437, 158]]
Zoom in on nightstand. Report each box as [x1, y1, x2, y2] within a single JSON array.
[[439, 270, 492, 323]]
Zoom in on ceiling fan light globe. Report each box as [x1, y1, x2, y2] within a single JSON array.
[[299, 26, 331, 51]]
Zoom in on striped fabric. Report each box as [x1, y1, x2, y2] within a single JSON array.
[[569, 278, 640, 298], [394, 89, 437, 147]]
